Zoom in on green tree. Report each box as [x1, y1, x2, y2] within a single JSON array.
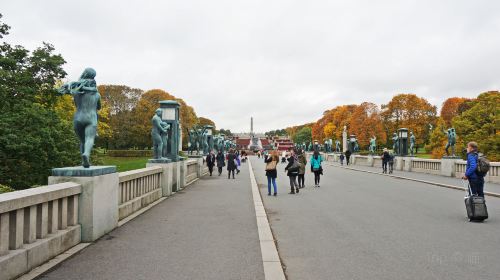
[[0, 14, 79, 189], [453, 91, 499, 161], [293, 127, 312, 144]]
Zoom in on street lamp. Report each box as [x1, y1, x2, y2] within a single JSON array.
[[398, 128, 408, 156], [159, 100, 181, 161]]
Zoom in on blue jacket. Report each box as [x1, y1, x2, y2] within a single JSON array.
[[465, 152, 479, 180], [310, 155, 323, 169]]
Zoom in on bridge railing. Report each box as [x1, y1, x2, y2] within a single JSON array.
[[410, 158, 441, 175], [0, 182, 82, 280], [118, 166, 163, 221]]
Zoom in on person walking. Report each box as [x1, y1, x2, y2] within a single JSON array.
[[206, 151, 216, 176], [382, 148, 391, 174], [340, 153, 345, 165], [226, 149, 237, 179], [265, 150, 279, 196], [297, 150, 307, 188], [345, 150, 352, 165], [310, 150, 323, 187], [284, 149, 300, 194], [463, 141, 486, 197], [216, 150, 225, 176]]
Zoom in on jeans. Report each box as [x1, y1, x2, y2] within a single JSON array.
[[382, 162, 388, 173], [314, 171, 321, 185], [208, 165, 213, 175], [267, 176, 277, 194], [289, 176, 298, 191], [228, 170, 235, 179], [298, 174, 305, 187], [469, 177, 485, 197], [217, 166, 223, 175]]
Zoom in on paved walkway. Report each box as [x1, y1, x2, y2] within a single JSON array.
[[333, 162, 500, 194], [251, 157, 500, 280], [40, 164, 264, 280]]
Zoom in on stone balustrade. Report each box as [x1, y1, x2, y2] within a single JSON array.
[[410, 158, 441, 175], [1, 157, 208, 280], [118, 166, 163, 221], [345, 154, 499, 183], [0, 182, 82, 280]]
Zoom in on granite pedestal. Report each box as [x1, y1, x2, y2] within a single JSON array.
[[49, 166, 118, 242]]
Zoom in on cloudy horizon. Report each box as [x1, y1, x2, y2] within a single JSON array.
[[2, 1, 499, 133]]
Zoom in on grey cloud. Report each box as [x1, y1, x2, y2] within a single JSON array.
[[2, 0, 499, 132]]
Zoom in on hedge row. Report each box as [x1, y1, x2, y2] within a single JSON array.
[[107, 150, 153, 157]]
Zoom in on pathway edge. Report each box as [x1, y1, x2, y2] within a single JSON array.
[[248, 160, 286, 280]]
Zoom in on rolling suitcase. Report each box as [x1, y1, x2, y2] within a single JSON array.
[[463, 180, 488, 221]]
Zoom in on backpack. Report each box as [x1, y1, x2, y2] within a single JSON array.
[[475, 153, 490, 175]]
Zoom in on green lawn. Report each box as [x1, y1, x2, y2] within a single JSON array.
[[100, 156, 150, 172]]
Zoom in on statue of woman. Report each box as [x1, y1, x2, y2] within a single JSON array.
[[58, 68, 100, 168]]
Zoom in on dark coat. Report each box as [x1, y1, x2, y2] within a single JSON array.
[[216, 153, 225, 167], [285, 156, 299, 177], [227, 153, 237, 171], [264, 155, 278, 178], [382, 151, 391, 163], [206, 154, 215, 167]]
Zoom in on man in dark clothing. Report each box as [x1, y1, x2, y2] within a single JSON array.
[[216, 150, 225, 176], [463, 141, 485, 197], [226, 149, 237, 179], [345, 150, 352, 165], [382, 148, 391, 174], [206, 151, 216, 176], [285, 149, 299, 194]]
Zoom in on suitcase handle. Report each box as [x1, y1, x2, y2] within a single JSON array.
[[461, 179, 475, 196]]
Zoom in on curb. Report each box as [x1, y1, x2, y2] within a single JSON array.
[[248, 160, 286, 280], [331, 164, 500, 198]]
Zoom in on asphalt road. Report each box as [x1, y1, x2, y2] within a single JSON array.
[[40, 164, 264, 280], [251, 156, 500, 280]]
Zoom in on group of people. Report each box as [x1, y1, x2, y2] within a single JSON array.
[[264, 149, 324, 195], [205, 149, 246, 179]]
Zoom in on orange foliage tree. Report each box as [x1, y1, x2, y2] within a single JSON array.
[[133, 89, 198, 148], [349, 102, 386, 148], [381, 94, 437, 146], [440, 97, 470, 126]]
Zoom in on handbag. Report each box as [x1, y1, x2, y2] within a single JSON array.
[[265, 160, 277, 171], [288, 159, 300, 172]]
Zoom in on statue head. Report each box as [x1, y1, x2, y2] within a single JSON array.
[[79, 67, 96, 80], [155, 108, 162, 117]]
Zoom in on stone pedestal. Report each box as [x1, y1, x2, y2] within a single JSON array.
[[197, 157, 204, 177], [441, 157, 459, 177], [403, 157, 413, 172], [342, 131, 347, 153], [49, 166, 118, 242], [179, 159, 187, 189], [146, 162, 173, 196], [367, 156, 374, 167], [395, 156, 404, 171], [171, 161, 181, 192], [148, 158, 171, 164]]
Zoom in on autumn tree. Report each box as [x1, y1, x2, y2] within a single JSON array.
[[453, 91, 499, 161], [381, 94, 437, 145], [425, 118, 448, 158], [198, 117, 216, 131], [440, 97, 470, 126], [349, 102, 386, 149], [133, 89, 198, 149]]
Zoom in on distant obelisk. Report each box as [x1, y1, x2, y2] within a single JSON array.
[[248, 116, 262, 150], [251, 117, 253, 136]]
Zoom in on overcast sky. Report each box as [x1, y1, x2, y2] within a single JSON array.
[[2, 1, 500, 132]]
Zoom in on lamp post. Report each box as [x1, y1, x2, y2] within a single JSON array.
[[349, 134, 356, 153], [398, 128, 408, 156], [205, 125, 214, 152], [159, 100, 180, 162]]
